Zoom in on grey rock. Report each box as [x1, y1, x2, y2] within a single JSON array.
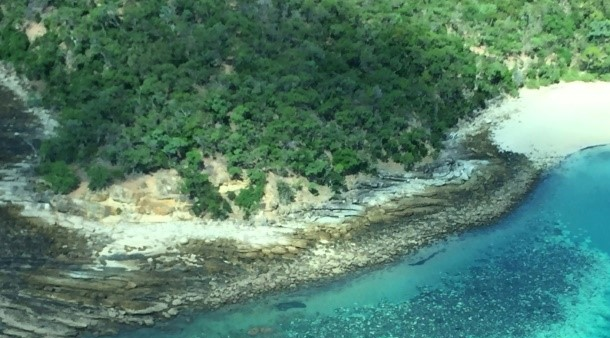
[[86, 190, 109, 202], [33, 190, 53, 203], [81, 201, 113, 220], [109, 186, 133, 203], [50, 195, 76, 213], [155, 173, 181, 199], [50, 196, 112, 219], [122, 302, 168, 315]]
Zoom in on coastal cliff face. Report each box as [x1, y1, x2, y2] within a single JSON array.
[[0, 78, 540, 336]]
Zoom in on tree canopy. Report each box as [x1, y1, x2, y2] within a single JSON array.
[[1, 0, 608, 217]]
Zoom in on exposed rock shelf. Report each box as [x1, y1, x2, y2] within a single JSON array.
[[0, 134, 540, 337]]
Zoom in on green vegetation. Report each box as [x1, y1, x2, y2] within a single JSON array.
[[1, 0, 609, 217], [235, 170, 266, 217], [179, 149, 231, 218], [180, 169, 231, 219], [0, 26, 28, 63], [86, 164, 120, 191], [36, 161, 80, 194], [277, 180, 296, 205]]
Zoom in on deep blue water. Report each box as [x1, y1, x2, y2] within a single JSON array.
[[104, 146, 610, 338]]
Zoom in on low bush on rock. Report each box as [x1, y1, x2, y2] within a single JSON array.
[[36, 161, 80, 194], [86, 164, 121, 191]]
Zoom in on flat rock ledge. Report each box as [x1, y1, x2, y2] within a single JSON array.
[[0, 130, 542, 337]]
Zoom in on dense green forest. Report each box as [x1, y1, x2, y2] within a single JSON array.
[[1, 0, 609, 218]]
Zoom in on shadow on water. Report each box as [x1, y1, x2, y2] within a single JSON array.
[[0, 87, 52, 289], [0, 205, 101, 288], [0, 86, 36, 163]]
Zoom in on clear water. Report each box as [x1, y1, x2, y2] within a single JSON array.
[[104, 146, 610, 338]]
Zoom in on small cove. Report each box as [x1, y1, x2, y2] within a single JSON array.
[[2, 83, 608, 337], [100, 146, 610, 338]]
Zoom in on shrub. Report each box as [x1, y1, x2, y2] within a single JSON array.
[[179, 150, 232, 218], [181, 170, 231, 219], [308, 182, 319, 196], [332, 149, 369, 175], [228, 166, 242, 179], [234, 169, 266, 216], [0, 26, 29, 62], [86, 165, 119, 191], [36, 161, 80, 194], [277, 180, 295, 205]]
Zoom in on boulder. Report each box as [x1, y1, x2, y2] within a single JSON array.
[[121, 301, 168, 315], [86, 190, 109, 202], [269, 246, 287, 255], [239, 251, 260, 259], [81, 201, 113, 220], [50, 196, 114, 219], [50, 195, 76, 213], [109, 186, 134, 203], [33, 190, 54, 203], [154, 171, 181, 199], [286, 246, 299, 254], [173, 211, 194, 220], [292, 239, 309, 248], [137, 197, 175, 215]]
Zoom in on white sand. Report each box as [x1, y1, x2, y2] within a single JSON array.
[[486, 81, 610, 168]]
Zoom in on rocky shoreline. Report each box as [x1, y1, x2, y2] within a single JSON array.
[[0, 141, 541, 337], [0, 66, 542, 337]]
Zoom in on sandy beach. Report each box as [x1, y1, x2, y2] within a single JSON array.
[[476, 81, 610, 168]]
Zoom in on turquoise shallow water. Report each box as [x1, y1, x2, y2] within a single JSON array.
[[103, 146, 610, 338]]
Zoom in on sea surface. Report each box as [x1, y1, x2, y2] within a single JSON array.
[[99, 146, 610, 338]]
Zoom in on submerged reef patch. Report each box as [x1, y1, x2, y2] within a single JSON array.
[[280, 221, 610, 338]]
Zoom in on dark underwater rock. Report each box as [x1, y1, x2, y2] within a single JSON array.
[[408, 248, 446, 266], [275, 300, 306, 311]]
